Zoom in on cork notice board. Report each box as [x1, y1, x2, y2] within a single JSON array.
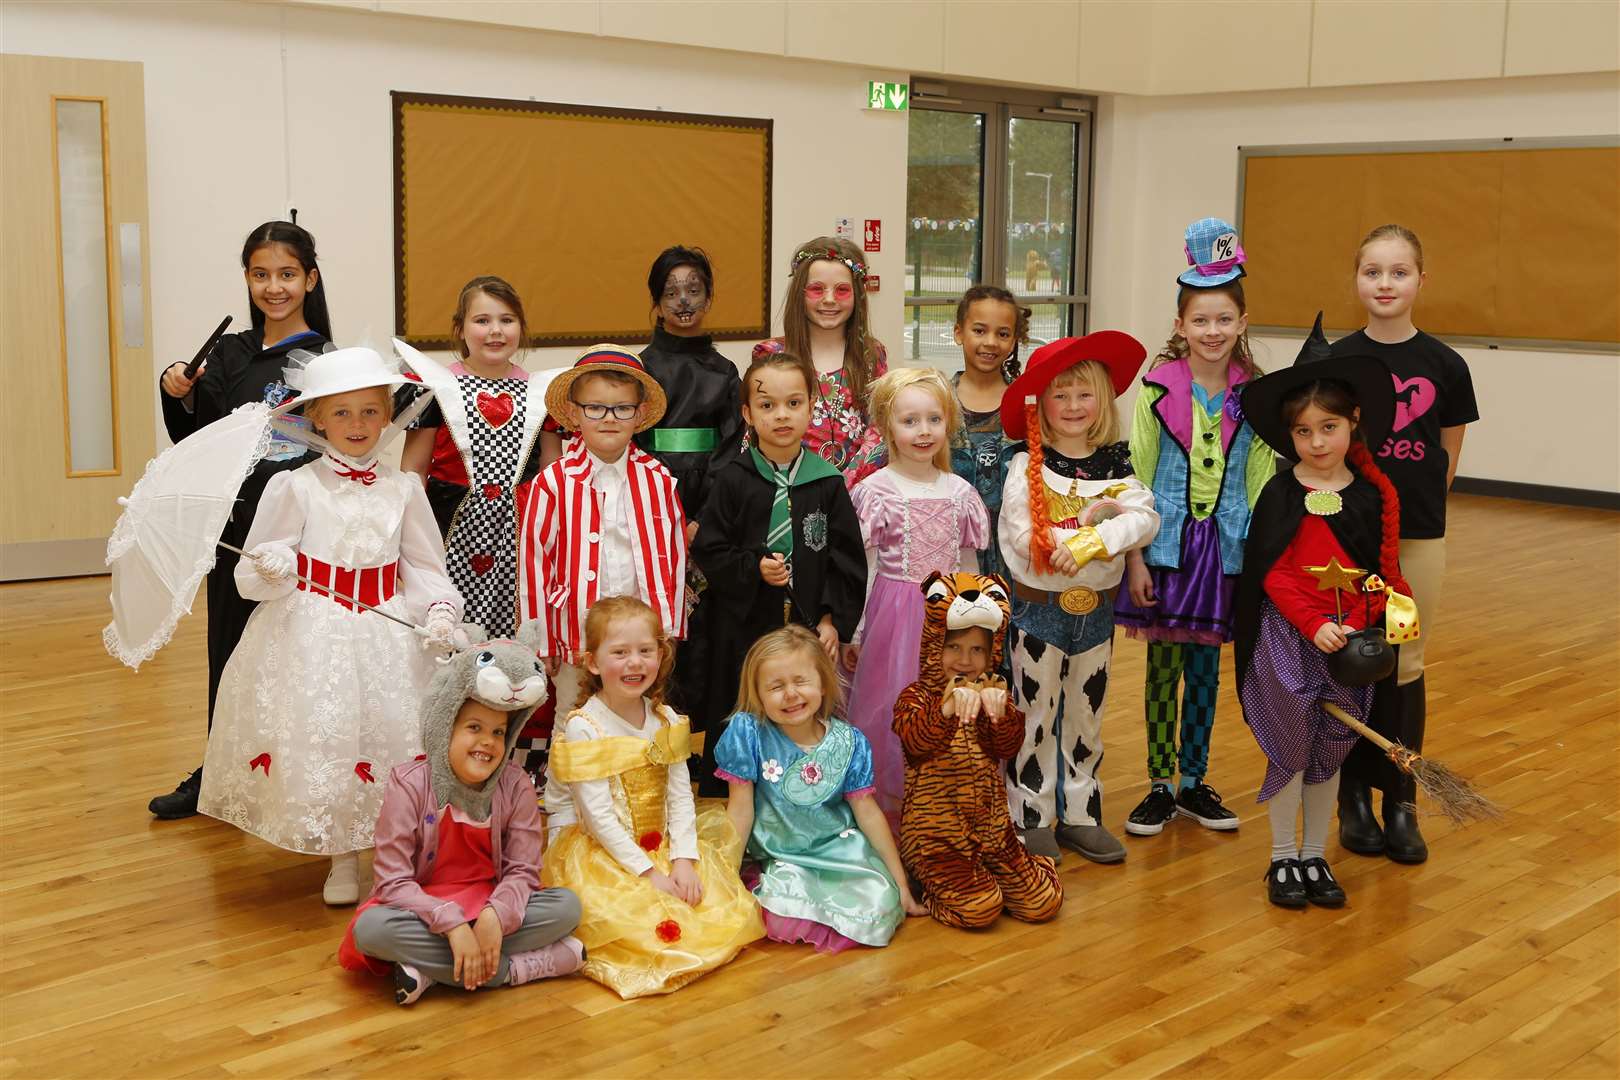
[[393, 91, 772, 349], [1238, 140, 1620, 348]]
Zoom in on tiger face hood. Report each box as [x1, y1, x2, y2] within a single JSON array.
[[915, 571, 1012, 693]]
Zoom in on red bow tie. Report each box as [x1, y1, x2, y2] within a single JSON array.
[[328, 457, 377, 485]]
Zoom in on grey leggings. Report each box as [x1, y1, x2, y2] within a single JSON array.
[[352, 888, 581, 987]]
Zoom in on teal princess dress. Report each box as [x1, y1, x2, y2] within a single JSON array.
[[713, 713, 903, 952]]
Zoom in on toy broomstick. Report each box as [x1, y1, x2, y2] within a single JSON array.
[[1321, 701, 1501, 826]]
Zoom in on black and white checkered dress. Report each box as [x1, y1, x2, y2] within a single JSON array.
[[428, 374, 535, 638]]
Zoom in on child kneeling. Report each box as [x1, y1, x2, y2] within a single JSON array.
[[895, 572, 1062, 928], [341, 631, 584, 1004]]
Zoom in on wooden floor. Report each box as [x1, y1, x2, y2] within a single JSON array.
[[1, 493, 1616, 1079]]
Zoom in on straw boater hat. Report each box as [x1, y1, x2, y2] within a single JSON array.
[[543, 345, 668, 433], [999, 331, 1147, 440], [1240, 313, 1396, 461]]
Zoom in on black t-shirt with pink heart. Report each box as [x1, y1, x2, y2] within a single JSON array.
[[1331, 329, 1479, 540]]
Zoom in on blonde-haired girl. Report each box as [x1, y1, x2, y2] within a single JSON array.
[[997, 335, 1159, 865], [716, 626, 924, 953], [845, 366, 989, 823]]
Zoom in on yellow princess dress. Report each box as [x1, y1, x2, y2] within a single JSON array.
[[541, 696, 763, 998]]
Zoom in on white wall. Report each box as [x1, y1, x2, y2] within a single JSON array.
[[1089, 72, 1620, 493], [0, 0, 911, 431], [5, 2, 1617, 492]]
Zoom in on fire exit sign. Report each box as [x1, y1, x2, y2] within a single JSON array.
[[867, 82, 909, 111]]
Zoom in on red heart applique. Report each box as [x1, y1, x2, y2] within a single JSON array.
[[482, 483, 502, 501], [476, 391, 515, 429], [470, 553, 495, 576], [249, 752, 272, 776]]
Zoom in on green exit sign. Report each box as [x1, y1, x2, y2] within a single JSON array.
[[867, 81, 909, 111]]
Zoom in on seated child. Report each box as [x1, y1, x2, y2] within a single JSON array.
[[716, 626, 926, 954], [894, 572, 1062, 928], [542, 596, 763, 998], [341, 629, 585, 1005]]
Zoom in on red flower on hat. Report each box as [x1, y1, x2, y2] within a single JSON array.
[[655, 919, 682, 943], [638, 830, 663, 852]]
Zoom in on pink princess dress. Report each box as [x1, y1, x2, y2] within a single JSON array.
[[846, 468, 989, 821]]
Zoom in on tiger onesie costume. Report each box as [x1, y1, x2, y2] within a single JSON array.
[[894, 571, 1063, 928]]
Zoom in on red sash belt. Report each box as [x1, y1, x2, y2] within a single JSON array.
[[296, 553, 399, 611]]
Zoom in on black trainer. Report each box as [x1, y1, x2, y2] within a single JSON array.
[[1266, 858, 1308, 908], [1299, 857, 1347, 907], [1176, 781, 1239, 831], [148, 767, 203, 820], [1125, 784, 1178, 836]]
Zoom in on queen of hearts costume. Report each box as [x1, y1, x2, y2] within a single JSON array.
[[199, 348, 463, 857]]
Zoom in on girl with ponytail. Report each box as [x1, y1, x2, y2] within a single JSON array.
[[995, 334, 1160, 866], [1231, 319, 1417, 911]]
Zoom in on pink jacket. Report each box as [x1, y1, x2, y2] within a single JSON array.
[[366, 759, 543, 935]]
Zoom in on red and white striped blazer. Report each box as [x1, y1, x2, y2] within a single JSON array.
[[516, 439, 687, 664]]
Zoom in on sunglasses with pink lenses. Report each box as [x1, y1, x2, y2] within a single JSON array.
[[804, 282, 855, 302]]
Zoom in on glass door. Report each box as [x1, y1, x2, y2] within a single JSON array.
[[903, 107, 985, 365], [905, 86, 1092, 369]]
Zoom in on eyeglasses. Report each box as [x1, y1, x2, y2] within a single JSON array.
[[577, 403, 639, 421], [804, 282, 855, 302]]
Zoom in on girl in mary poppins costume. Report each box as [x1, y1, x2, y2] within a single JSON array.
[[1234, 316, 1419, 909]]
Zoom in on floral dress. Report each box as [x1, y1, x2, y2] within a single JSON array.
[[751, 338, 888, 487]]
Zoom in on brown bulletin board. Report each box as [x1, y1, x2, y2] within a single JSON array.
[[392, 91, 771, 349], [1237, 139, 1620, 349]]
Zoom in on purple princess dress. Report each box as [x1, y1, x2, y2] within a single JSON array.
[[847, 468, 989, 823]]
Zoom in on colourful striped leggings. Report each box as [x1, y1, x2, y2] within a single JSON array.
[[1144, 641, 1221, 782]]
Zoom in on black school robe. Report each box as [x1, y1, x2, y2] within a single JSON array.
[[159, 327, 329, 729], [1234, 469, 1408, 791], [688, 453, 867, 789]]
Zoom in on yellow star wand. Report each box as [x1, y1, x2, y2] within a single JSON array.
[[1304, 556, 1366, 626]]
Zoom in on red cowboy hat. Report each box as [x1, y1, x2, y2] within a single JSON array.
[[999, 331, 1147, 439]]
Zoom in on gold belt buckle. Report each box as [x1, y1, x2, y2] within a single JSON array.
[[1059, 586, 1099, 615]]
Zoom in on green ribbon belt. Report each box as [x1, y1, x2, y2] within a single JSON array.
[[648, 427, 717, 453]]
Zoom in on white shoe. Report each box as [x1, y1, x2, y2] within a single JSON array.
[[323, 851, 360, 905]]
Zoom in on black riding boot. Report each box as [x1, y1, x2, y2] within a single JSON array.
[[1338, 776, 1385, 855], [1382, 677, 1429, 864]]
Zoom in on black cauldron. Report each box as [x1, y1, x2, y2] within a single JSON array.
[[1326, 627, 1396, 687]]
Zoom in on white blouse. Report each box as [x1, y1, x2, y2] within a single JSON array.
[[233, 454, 462, 623], [998, 453, 1160, 593]]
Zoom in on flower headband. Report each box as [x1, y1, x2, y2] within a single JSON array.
[[791, 246, 868, 281]]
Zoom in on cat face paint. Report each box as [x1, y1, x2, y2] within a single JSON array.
[[659, 266, 711, 335]]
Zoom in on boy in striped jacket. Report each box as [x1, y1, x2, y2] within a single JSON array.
[[517, 347, 688, 799]]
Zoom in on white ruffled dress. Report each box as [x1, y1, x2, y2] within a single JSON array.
[[199, 455, 462, 855]]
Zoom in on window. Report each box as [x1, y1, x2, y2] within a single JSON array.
[[904, 83, 1094, 368]]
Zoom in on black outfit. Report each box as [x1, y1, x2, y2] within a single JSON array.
[[1035, 439, 1135, 482], [688, 454, 868, 792], [636, 326, 744, 520], [159, 327, 329, 729], [1330, 331, 1478, 540], [637, 327, 745, 721]]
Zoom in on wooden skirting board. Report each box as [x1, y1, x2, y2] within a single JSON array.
[[0, 493, 1615, 1078]]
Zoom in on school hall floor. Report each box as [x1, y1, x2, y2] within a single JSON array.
[[0, 493, 1615, 1080]]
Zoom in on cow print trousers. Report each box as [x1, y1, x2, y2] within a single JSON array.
[[1006, 615, 1114, 831]]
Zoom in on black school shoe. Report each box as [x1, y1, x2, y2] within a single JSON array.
[[1125, 785, 1178, 836], [148, 767, 203, 819], [1265, 859, 1308, 908], [1176, 781, 1240, 831], [1299, 857, 1347, 907]]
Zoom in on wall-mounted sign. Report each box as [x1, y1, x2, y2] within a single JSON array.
[[864, 219, 881, 252], [867, 82, 908, 111]]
